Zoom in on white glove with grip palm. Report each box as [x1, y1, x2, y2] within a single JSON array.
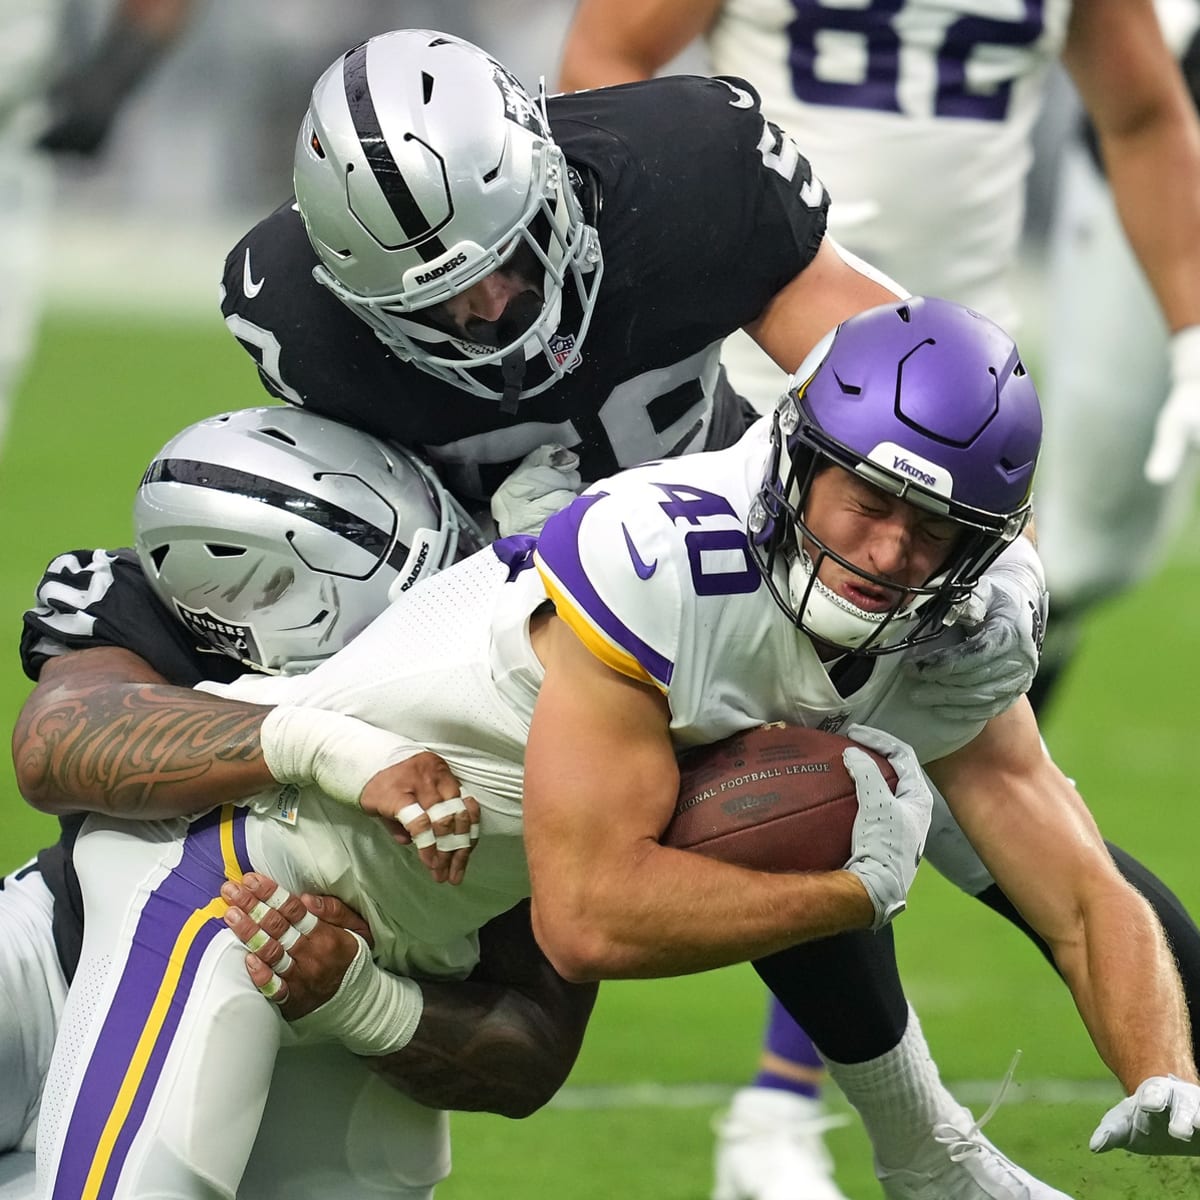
[[842, 724, 932, 931], [904, 536, 1047, 723], [1145, 326, 1200, 485], [1090, 1075, 1200, 1155], [491, 443, 582, 537]]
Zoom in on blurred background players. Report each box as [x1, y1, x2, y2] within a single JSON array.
[[558, 1, 1200, 1196], [1034, 2, 1200, 705], [0, 0, 195, 457]]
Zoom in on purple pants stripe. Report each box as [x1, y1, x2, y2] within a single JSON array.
[[53, 806, 253, 1200]]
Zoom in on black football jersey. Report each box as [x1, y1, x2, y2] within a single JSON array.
[[220, 75, 828, 501], [21, 547, 246, 981]]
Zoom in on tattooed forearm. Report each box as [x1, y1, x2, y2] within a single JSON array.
[[364, 898, 596, 1117], [13, 681, 273, 819], [368, 976, 597, 1117]]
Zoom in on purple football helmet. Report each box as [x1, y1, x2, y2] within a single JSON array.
[[748, 297, 1042, 654]]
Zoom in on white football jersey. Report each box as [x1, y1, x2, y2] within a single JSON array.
[[708, 0, 1072, 328], [535, 419, 982, 763], [210, 423, 984, 973]]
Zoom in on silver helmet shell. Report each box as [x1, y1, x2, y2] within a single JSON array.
[[293, 30, 603, 404], [134, 406, 481, 673]]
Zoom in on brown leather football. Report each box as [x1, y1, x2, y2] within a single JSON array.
[[665, 723, 897, 872]]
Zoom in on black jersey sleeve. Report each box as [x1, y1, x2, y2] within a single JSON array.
[[551, 75, 829, 333], [20, 547, 242, 686]]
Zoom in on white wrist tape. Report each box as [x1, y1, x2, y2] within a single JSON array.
[[289, 932, 424, 1056], [1170, 324, 1200, 383], [260, 706, 426, 808]]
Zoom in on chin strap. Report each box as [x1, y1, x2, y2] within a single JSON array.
[[500, 349, 526, 414]]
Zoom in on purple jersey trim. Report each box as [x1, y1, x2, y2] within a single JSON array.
[[52, 807, 252, 1200], [536, 495, 675, 688]]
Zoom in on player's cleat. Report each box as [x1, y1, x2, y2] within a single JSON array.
[[712, 1086, 850, 1200], [874, 1100, 1074, 1200]]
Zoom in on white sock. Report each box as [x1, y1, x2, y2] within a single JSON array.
[[819, 1005, 960, 1166]]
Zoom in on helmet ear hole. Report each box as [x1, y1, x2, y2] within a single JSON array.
[[148, 545, 169, 572], [259, 426, 298, 447]]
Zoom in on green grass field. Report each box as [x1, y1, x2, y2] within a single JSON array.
[[2, 315, 1199, 1198]]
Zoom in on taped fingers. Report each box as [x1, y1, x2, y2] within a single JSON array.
[[397, 793, 481, 853], [258, 971, 286, 1003], [395, 802, 425, 827], [273, 911, 319, 945], [425, 797, 469, 823]]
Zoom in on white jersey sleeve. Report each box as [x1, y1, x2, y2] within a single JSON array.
[[533, 425, 981, 761]]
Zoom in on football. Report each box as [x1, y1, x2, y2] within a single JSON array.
[[664, 723, 897, 872]]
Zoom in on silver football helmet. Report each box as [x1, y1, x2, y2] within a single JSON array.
[[133, 406, 483, 674], [293, 29, 603, 406]]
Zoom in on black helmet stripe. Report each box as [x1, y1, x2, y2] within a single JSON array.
[[342, 42, 447, 262], [143, 460, 403, 573]]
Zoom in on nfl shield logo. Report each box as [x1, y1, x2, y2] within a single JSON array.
[[173, 600, 263, 667], [548, 333, 579, 369]]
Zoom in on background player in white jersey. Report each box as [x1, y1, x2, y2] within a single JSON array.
[[1034, 0, 1200, 706], [557, 5, 1200, 1187], [5, 406, 597, 1199], [559, 0, 1200, 432], [18, 299, 1200, 1200]]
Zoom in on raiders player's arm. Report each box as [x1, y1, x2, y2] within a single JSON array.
[[368, 900, 597, 1117], [224, 876, 596, 1117], [558, 0, 722, 90], [12, 645, 274, 819], [744, 238, 907, 375]]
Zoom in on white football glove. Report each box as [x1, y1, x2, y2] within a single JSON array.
[[841, 724, 932, 931], [1090, 1074, 1200, 1155], [491, 443, 582, 537], [904, 537, 1048, 723], [1145, 325, 1200, 485]]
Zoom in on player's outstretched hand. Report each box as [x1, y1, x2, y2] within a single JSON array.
[[490, 443, 582, 537], [1145, 326, 1200, 485], [221, 873, 371, 1021], [841, 724, 932, 931], [360, 753, 481, 885], [1090, 1075, 1200, 1155], [904, 538, 1047, 723]]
